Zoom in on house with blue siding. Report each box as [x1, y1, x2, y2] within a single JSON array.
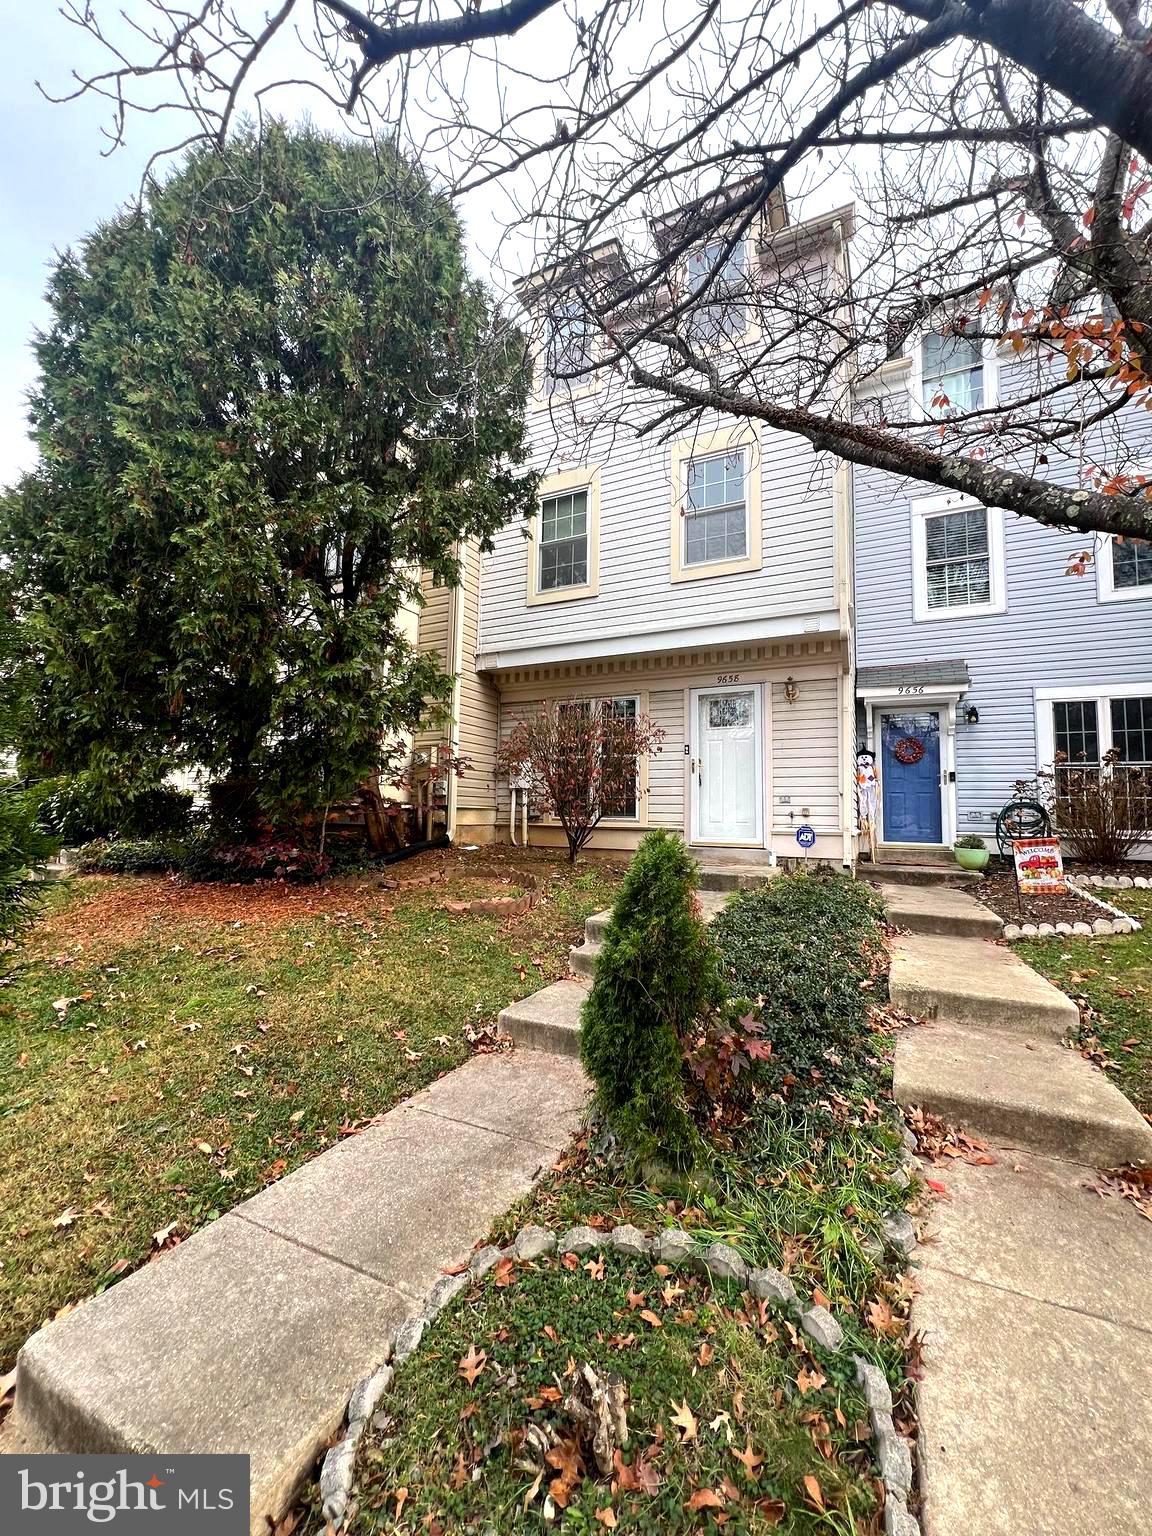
[[853, 336, 1152, 858]]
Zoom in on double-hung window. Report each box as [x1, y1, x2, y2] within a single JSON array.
[[1099, 535, 1152, 602], [686, 238, 748, 344], [911, 494, 1005, 620], [539, 489, 588, 592], [1043, 689, 1152, 824], [543, 297, 591, 388], [556, 695, 640, 820], [921, 330, 985, 416], [684, 450, 747, 567]]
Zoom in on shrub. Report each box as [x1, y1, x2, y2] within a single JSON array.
[[40, 776, 194, 844], [77, 838, 187, 875], [580, 830, 724, 1168], [182, 838, 331, 884], [0, 785, 59, 941], [1020, 754, 1152, 866], [709, 874, 887, 1100]]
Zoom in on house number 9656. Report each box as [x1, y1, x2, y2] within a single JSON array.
[[717, 673, 741, 684]]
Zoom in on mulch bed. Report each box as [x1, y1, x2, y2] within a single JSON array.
[[975, 865, 1111, 926]]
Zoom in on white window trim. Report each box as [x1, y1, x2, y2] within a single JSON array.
[[1096, 534, 1152, 605], [908, 328, 999, 421], [1035, 682, 1152, 769], [527, 465, 600, 606], [670, 424, 763, 583], [683, 235, 757, 349], [544, 691, 647, 827], [910, 492, 1006, 622]]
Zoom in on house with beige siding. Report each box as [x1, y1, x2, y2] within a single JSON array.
[[412, 204, 857, 868]]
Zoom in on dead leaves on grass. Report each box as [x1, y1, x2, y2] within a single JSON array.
[[458, 1344, 487, 1386]]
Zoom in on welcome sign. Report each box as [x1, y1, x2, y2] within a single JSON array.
[[1011, 837, 1067, 896]]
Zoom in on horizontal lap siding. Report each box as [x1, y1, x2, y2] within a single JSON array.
[[480, 405, 838, 655], [412, 576, 453, 754], [854, 360, 1152, 834], [648, 689, 686, 831], [771, 678, 841, 833], [456, 549, 500, 814]]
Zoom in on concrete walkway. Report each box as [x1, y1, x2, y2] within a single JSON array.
[[5, 1050, 588, 1533], [883, 879, 1152, 1536]]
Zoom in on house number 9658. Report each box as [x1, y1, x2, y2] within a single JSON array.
[[716, 673, 741, 684]]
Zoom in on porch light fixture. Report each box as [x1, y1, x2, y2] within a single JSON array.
[[784, 676, 799, 704], [964, 704, 980, 725]]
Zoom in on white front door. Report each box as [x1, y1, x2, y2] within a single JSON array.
[[691, 685, 764, 845]]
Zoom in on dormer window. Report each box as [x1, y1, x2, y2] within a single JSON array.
[[921, 330, 985, 416], [686, 237, 748, 343], [543, 296, 592, 387]]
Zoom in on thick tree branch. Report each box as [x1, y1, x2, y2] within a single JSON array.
[[630, 364, 1152, 541]]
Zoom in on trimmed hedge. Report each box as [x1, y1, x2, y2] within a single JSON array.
[[708, 873, 887, 1098]]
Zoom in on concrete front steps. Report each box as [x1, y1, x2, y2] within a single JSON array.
[[5, 1052, 589, 1534], [873, 881, 1003, 939], [892, 925, 1152, 1169], [501, 888, 737, 1056]]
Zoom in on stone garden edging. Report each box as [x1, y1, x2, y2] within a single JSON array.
[[318, 1220, 921, 1536], [1002, 878, 1142, 942]]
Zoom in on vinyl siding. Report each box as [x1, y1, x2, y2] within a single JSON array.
[[854, 353, 1152, 835], [479, 403, 840, 656], [771, 677, 841, 833], [411, 572, 453, 756], [455, 547, 500, 816]]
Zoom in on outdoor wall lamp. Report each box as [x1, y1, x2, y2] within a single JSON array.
[[784, 676, 799, 704], [964, 705, 980, 725]]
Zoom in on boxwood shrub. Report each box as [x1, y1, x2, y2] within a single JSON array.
[[708, 873, 887, 1098]]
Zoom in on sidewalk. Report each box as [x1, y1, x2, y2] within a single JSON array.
[[4, 1050, 589, 1533], [879, 879, 1152, 1535]]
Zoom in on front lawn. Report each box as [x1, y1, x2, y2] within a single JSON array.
[[0, 849, 620, 1366], [348, 1249, 883, 1535], [1018, 887, 1152, 1118]]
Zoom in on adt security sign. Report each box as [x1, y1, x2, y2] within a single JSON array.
[[795, 824, 816, 851]]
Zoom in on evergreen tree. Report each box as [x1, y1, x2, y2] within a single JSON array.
[[1, 123, 535, 817], [580, 830, 724, 1167]]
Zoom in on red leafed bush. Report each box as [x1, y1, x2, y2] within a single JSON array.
[[495, 700, 665, 862], [185, 838, 331, 884]]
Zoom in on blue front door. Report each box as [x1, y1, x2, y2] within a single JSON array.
[[881, 711, 943, 843]]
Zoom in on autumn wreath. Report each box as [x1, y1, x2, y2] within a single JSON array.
[[892, 735, 926, 766]]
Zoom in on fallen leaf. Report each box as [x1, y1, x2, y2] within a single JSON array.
[[392, 1487, 408, 1520], [493, 1258, 517, 1288], [639, 1309, 663, 1329], [731, 1437, 763, 1474], [594, 1508, 618, 1528], [458, 1343, 487, 1386], [686, 1487, 726, 1511], [51, 1206, 81, 1230], [670, 1400, 698, 1442], [756, 1497, 786, 1525], [697, 1341, 715, 1368], [803, 1474, 825, 1511], [585, 1256, 605, 1281], [545, 1436, 585, 1508], [796, 1365, 826, 1394]]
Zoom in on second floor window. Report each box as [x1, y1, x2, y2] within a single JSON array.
[[924, 507, 990, 609], [922, 330, 984, 415], [684, 450, 747, 566], [1113, 536, 1152, 591], [539, 489, 588, 590]]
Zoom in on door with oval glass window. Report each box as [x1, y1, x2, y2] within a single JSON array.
[[880, 710, 943, 843], [690, 686, 764, 845]]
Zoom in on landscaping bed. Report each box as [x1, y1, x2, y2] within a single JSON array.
[[1018, 888, 1152, 1119], [0, 849, 620, 1368], [972, 865, 1121, 928]]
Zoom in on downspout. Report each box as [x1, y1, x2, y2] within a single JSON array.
[[445, 542, 467, 841], [833, 213, 858, 873]]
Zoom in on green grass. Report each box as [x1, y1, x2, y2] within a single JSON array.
[[0, 854, 620, 1365], [324, 1252, 882, 1535], [1018, 888, 1152, 1118]]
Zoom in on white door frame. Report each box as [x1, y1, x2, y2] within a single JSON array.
[[864, 695, 958, 848], [688, 682, 766, 848]]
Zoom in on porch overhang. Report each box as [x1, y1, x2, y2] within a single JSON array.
[[856, 660, 970, 705], [477, 608, 846, 673]]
